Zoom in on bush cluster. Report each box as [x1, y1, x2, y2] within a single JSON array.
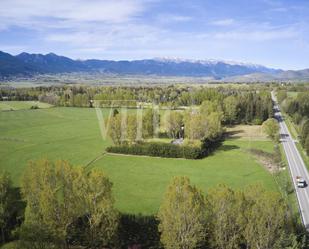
[[106, 136, 222, 159], [106, 142, 201, 159], [30, 105, 39, 109], [200, 136, 223, 156]]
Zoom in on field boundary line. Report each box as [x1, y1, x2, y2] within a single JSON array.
[[84, 152, 107, 170], [106, 152, 191, 160]]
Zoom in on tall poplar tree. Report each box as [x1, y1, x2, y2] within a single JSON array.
[[158, 176, 206, 249]]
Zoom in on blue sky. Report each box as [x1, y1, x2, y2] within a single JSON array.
[[0, 0, 308, 69]]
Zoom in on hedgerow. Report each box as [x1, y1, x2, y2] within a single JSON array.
[[106, 136, 222, 159]]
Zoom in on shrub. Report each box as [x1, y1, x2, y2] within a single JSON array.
[[200, 136, 223, 157], [252, 118, 263, 125], [30, 105, 39, 109], [107, 142, 200, 159], [106, 136, 223, 159]]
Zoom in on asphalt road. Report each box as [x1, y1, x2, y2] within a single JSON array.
[[272, 92, 309, 229]]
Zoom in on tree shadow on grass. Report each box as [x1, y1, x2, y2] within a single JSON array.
[[217, 144, 240, 152], [118, 214, 161, 249], [225, 130, 245, 138], [205, 144, 240, 158]]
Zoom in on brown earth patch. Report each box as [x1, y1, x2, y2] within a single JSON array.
[[247, 148, 280, 173], [226, 125, 269, 141]]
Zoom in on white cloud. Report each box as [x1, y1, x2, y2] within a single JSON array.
[[155, 14, 192, 23], [35, 19, 301, 61], [211, 18, 235, 26], [0, 0, 308, 69], [203, 21, 300, 42], [270, 7, 288, 12], [44, 22, 166, 57], [0, 0, 146, 29], [211, 28, 297, 41], [0, 45, 28, 52]]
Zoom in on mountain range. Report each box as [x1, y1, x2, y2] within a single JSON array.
[[0, 50, 308, 81]]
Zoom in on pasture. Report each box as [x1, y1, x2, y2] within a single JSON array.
[[0, 101, 52, 111], [287, 91, 299, 98], [0, 106, 277, 214]]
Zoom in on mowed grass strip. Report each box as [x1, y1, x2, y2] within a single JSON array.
[[0, 107, 277, 214]]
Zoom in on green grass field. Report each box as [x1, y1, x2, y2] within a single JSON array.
[[0, 106, 278, 214], [287, 91, 299, 98], [0, 101, 53, 111]]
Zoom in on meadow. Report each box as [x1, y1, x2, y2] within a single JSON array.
[[0, 105, 278, 214], [0, 101, 52, 111]]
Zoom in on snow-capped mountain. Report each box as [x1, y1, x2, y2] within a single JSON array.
[[0, 51, 285, 79], [154, 57, 264, 68]]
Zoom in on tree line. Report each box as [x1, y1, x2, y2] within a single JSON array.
[[106, 99, 224, 158], [1, 160, 118, 249], [107, 104, 224, 145], [278, 90, 309, 155], [105, 90, 273, 142], [1, 167, 307, 249], [158, 176, 304, 249], [105, 90, 272, 159], [1, 86, 273, 125]]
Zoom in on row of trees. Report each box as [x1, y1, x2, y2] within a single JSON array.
[[279, 91, 309, 155], [18, 160, 118, 249], [1, 86, 273, 125], [0, 172, 19, 245], [158, 176, 303, 249], [75, 88, 273, 125], [183, 102, 223, 140], [1, 168, 305, 249], [107, 105, 223, 145], [0, 172, 11, 244], [105, 91, 272, 156], [4, 82, 308, 104], [108, 109, 157, 145]]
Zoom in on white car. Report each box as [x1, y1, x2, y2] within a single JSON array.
[[296, 176, 306, 188]]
